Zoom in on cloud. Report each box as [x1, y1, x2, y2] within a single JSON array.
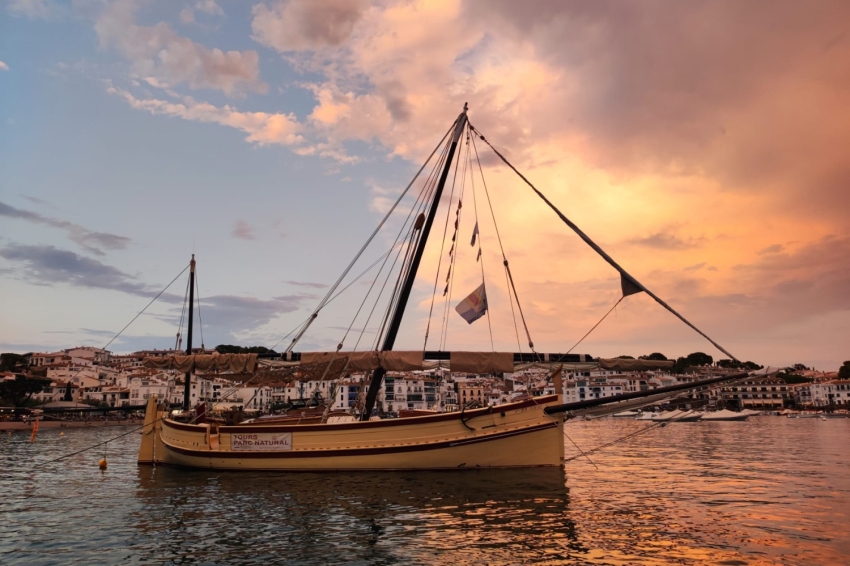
[[465, 0, 850, 222], [251, 0, 369, 51], [190, 294, 308, 340], [179, 7, 194, 24], [195, 0, 224, 16], [757, 244, 785, 255], [284, 280, 329, 289], [0, 243, 154, 297], [232, 219, 256, 240], [655, 236, 850, 332], [0, 200, 131, 256], [95, 0, 266, 97], [627, 233, 703, 250], [0, 245, 311, 342], [6, 0, 54, 18], [180, 1, 224, 25], [107, 86, 303, 146], [0, 61, 8, 71]]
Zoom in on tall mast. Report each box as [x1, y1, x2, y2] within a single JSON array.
[[361, 104, 468, 419], [183, 254, 195, 411]]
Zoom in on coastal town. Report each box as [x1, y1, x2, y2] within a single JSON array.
[[2, 346, 848, 420]]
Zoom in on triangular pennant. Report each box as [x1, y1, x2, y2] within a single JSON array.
[[621, 273, 643, 297], [470, 221, 479, 246], [476, 248, 482, 262], [443, 284, 449, 296]]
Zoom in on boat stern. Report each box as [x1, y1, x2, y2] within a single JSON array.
[[138, 396, 162, 465]]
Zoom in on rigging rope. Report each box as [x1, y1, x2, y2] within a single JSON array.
[[280, 120, 457, 354], [175, 274, 190, 351], [423, 128, 464, 352], [102, 265, 190, 353], [563, 296, 624, 357], [468, 122, 738, 362], [439, 124, 470, 351], [467, 131, 494, 350], [195, 270, 205, 350], [468, 132, 535, 356]]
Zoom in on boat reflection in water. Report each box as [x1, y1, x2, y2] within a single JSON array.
[[132, 466, 584, 564]]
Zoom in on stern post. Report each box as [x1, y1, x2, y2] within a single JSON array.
[[137, 396, 159, 465]]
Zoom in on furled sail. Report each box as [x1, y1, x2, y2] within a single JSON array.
[[143, 353, 258, 373]]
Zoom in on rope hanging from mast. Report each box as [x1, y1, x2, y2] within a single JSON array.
[[280, 119, 457, 355], [466, 130, 495, 351]]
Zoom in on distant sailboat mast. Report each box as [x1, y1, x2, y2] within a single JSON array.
[[184, 254, 195, 411]]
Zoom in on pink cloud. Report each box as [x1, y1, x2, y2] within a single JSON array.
[[232, 220, 256, 241], [96, 0, 266, 97]]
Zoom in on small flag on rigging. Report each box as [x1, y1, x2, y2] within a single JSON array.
[[476, 248, 481, 262], [470, 222, 479, 246], [455, 283, 488, 324]]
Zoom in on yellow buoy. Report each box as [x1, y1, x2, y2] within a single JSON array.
[[98, 457, 108, 470], [60, 431, 65, 437]]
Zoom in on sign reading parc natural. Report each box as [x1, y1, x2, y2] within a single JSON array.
[[231, 433, 293, 451]]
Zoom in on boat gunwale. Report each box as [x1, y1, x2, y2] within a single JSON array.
[[161, 395, 560, 434], [159, 421, 559, 459]]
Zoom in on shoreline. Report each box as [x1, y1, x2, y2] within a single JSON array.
[[1, 420, 142, 431]]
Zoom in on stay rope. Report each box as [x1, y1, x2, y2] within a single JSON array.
[[469, 130, 537, 358], [174, 274, 190, 351], [468, 122, 738, 362], [278, 120, 457, 355], [438, 125, 471, 351], [467, 131, 494, 350], [195, 271, 205, 350]]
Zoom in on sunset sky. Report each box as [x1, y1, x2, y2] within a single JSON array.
[[1, 0, 848, 369]]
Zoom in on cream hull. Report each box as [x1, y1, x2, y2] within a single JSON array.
[[139, 396, 565, 471]]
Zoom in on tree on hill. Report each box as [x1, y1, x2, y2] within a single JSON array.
[[717, 359, 763, 370], [670, 352, 714, 374], [639, 353, 668, 361], [0, 353, 27, 373], [839, 361, 850, 380], [0, 375, 50, 407], [616, 355, 635, 359], [776, 372, 812, 384]]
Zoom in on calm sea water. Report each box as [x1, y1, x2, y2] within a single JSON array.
[[2, 417, 848, 565]]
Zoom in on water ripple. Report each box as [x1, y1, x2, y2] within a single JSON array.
[[1, 417, 848, 564]]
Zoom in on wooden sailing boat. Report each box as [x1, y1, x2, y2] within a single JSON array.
[[138, 104, 755, 471]]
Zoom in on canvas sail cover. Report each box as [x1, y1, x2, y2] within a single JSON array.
[[455, 283, 488, 324], [450, 351, 514, 374], [380, 351, 424, 371], [143, 353, 258, 373], [300, 351, 380, 371], [597, 358, 674, 371]]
